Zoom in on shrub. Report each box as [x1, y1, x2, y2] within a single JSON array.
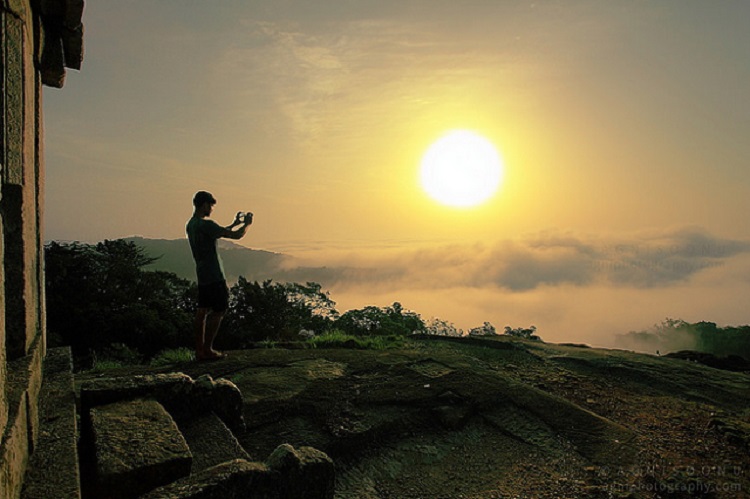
[[503, 325, 542, 341], [307, 330, 405, 350], [335, 302, 425, 337]]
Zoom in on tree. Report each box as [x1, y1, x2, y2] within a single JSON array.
[[283, 281, 339, 331], [222, 278, 336, 346], [424, 318, 463, 336], [45, 240, 195, 365], [503, 325, 541, 341], [335, 302, 426, 336], [469, 322, 497, 336]]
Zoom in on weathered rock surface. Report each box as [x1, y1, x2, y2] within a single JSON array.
[[143, 445, 336, 499], [212, 378, 246, 431], [89, 399, 192, 498], [142, 459, 274, 499], [193, 375, 245, 431], [80, 373, 195, 415], [266, 444, 336, 499], [80, 373, 245, 433], [74, 336, 750, 498], [21, 348, 80, 499], [175, 412, 250, 473]]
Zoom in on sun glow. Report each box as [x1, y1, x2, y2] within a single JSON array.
[[420, 130, 504, 208]]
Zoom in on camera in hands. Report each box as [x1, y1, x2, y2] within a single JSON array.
[[237, 211, 254, 224]]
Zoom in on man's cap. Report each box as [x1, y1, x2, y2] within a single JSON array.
[[193, 191, 217, 206]]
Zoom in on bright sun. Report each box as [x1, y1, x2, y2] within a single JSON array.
[[420, 130, 504, 208]]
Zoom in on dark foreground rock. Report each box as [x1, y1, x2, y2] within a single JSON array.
[[74, 371, 334, 498], [143, 459, 274, 499], [143, 446, 335, 499], [266, 444, 336, 499], [71, 336, 750, 498], [89, 399, 192, 498]]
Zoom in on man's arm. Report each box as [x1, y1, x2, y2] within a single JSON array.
[[221, 212, 253, 240]]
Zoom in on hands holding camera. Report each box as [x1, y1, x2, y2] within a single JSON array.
[[234, 211, 253, 225], [223, 210, 253, 240], [235, 211, 254, 225]]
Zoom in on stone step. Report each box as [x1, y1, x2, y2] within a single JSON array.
[[22, 347, 81, 499], [175, 412, 251, 474], [87, 399, 193, 499]]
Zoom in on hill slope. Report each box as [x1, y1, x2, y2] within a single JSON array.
[[125, 237, 286, 283], [126, 237, 357, 287], [81, 336, 750, 498]]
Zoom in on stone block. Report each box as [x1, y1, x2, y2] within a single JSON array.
[[0, 216, 5, 434], [80, 373, 195, 413], [61, 24, 83, 69], [143, 459, 277, 499], [192, 375, 245, 431], [40, 0, 65, 16], [64, 0, 85, 28], [176, 412, 250, 473], [90, 399, 192, 498], [266, 444, 335, 499], [0, 392, 30, 499], [212, 378, 245, 431], [5, 336, 44, 456], [38, 22, 65, 88]]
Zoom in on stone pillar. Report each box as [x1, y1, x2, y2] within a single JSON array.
[[0, 189, 6, 437], [1, 0, 82, 495], [2, 0, 41, 361], [36, 77, 46, 358], [0, 6, 11, 435]]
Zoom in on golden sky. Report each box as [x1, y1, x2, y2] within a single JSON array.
[[43, 1, 750, 344]]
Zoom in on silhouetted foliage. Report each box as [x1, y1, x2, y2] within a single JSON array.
[[424, 318, 463, 336], [335, 302, 426, 336], [503, 325, 541, 341], [220, 278, 337, 347], [469, 322, 497, 336], [45, 240, 195, 366]]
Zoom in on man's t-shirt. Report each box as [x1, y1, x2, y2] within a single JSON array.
[[186, 217, 226, 285]]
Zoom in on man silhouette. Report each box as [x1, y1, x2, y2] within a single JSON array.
[[186, 191, 253, 360]]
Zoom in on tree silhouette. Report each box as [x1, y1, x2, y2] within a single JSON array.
[[45, 240, 195, 366]]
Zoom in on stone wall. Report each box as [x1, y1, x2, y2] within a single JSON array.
[[0, 1, 83, 498]]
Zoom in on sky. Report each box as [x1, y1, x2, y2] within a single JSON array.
[[43, 1, 750, 347]]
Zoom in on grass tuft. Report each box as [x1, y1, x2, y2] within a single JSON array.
[[307, 330, 405, 350], [150, 347, 195, 366], [89, 359, 126, 373]]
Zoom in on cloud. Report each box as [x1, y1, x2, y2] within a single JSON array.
[[268, 227, 750, 292], [214, 17, 517, 153]]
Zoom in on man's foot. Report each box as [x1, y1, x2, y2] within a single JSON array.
[[197, 349, 226, 361]]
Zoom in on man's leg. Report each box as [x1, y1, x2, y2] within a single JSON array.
[[203, 310, 226, 357], [194, 307, 210, 358]]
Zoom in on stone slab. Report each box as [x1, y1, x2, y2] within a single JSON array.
[[91, 399, 192, 498], [80, 373, 194, 413], [175, 412, 250, 474], [21, 347, 81, 499]]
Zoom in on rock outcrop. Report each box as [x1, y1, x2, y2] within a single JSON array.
[[77, 372, 334, 499]]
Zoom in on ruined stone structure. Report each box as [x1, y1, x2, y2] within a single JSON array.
[[1, 0, 83, 497]]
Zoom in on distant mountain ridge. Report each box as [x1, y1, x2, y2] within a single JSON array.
[[125, 237, 287, 283], [125, 237, 363, 288]]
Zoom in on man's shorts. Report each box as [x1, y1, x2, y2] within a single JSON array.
[[197, 280, 229, 312]]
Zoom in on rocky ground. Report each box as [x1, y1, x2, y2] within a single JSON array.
[[81, 336, 750, 498]]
